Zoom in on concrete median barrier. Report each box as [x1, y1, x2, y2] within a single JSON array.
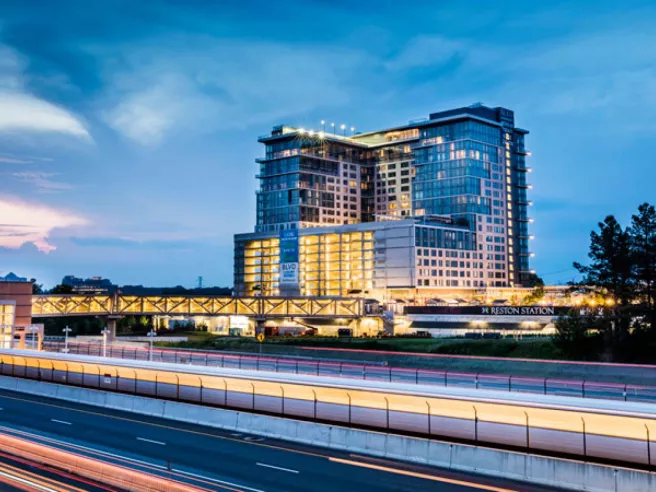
[[0, 376, 652, 492]]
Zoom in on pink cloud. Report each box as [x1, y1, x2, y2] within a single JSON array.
[[0, 197, 87, 253]]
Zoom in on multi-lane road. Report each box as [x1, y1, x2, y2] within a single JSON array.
[[0, 388, 561, 492], [0, 451, 114, 492]]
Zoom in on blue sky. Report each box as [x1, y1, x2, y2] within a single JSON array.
[[0, 0, 655, 288]]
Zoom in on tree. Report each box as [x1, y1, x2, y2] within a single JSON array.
[[553, 309, 600, 360], [30, 279, 44, 295], [50, 284, 74, 294], [523, 273, 545, 304], [572, 215, 637, 358], [630, 203, 656, 331], [524, 272, 545, 288]]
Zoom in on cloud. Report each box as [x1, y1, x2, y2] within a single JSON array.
[[102, 39, 364, 145], [10, 171, 73, 192], [0, 156, 33, 164], [0, 43, 91, 140], [0, 197, 87, 253], [70, 236, 211, 250], [0, 91, 91, 139]]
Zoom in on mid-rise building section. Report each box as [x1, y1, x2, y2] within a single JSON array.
[[239, 103, 533, 297]]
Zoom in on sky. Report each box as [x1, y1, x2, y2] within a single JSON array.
[[0, 0, 655, 289]]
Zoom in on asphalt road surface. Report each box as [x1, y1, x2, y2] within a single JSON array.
[[0, 388, 564, 492], [0, 451, 114, 492]]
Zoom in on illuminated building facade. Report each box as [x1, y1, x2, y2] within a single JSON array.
[[234, 218, 475, 296], [0, 301, 15, 349], [239, 103, 532, 294]]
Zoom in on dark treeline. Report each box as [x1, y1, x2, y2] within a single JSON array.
[[556, 203, 656, 362]]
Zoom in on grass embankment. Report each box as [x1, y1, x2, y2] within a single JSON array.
[[155, 334, 564, 360]]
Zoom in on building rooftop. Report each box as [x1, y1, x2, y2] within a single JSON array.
[[259, 103, 528, 146]]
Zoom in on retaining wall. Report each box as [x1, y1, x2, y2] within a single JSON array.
[[0, 376, 652, 492]]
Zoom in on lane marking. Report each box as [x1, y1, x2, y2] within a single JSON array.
[[172, 468, 267, 492], [0, 393, 330, 460], [50, 419, 72, 426], [136, 437, 166, 446], [0, 425, 168, 470], [328, 457, 516, 492], [255, 462, 299, 474], [0, 425, 240, 491]]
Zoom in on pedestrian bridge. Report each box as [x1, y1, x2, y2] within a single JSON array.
[[31, 294, 365, 319]]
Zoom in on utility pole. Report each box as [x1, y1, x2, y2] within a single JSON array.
[[147, 329, 157, 361], [62, 326, 72, 353], [101, 328, 111, 357]]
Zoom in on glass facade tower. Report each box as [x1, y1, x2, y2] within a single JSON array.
[[250, 104, 533, 287]]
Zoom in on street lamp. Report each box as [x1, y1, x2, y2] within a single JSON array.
[[340, 124, 346, 136], [147, 329, 157, 362], [320, 120, 326, 132], [101, 328, 111, 357], [330, 122, 335, 134], [62, 326, 72, 353]]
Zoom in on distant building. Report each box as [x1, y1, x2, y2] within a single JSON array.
[[0, 272, 28, 282], [61, 275, 117, 294], [0, 276, 33, 348]]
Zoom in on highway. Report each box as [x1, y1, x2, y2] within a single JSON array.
[[0, 451, 114, 491], [0, 388, 561, 492]]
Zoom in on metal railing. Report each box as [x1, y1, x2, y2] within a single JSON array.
[[42, 342, 656, 404], [1, 349, 654, 467]]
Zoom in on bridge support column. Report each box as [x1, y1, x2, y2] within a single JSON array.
[[255, 318, 266, 337], [106, 316, 121, 341]]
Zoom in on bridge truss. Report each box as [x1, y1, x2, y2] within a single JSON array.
[[32, 295, 364, 319]]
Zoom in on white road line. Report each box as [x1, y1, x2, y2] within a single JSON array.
[[172, 468, 267, 492], [136, 437, 166, 446], [50, 419, 72, 425], [0, 424, 167, 470], [256, 462, 299, 474]]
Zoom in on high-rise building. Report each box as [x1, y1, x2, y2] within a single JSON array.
[[237, 104, 533, 296]]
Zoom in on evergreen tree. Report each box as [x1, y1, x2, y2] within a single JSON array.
[[572, 215, 637, 358], [629, 203, 656, 331]]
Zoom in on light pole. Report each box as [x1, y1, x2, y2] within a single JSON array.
[[330, 122, 335, 134], [101, 328, 111, 357], [147, 329, 157, 362], [340, 124, 346, 136], [62, 326, 72, 353]]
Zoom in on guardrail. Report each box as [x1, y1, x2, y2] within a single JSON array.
[[42, 341, 656, 404]]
